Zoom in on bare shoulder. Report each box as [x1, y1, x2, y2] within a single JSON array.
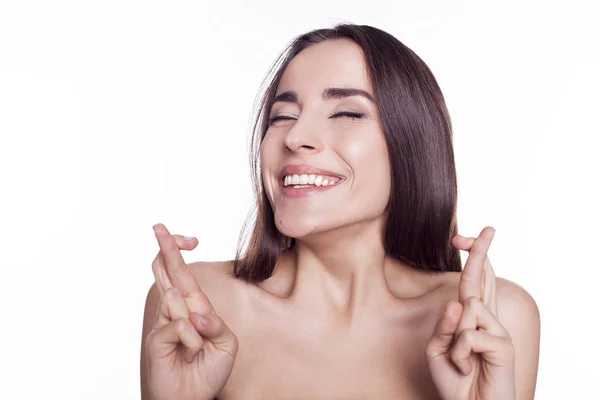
[[186, 260, 247, 316], [492, 277, 540, 327], [187, 259, 236, 287], [438, 272, 539, 314]]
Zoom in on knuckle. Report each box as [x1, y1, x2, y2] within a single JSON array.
[[460, 328, 477, 343], [163, 286, 181, 300], [424, 341, 437, 359], [187, 292, 205, 302], [210, 314, 224, 329], [174, 317, 190, 332], [465, 296, 481, 309], [449, 345, 463, 363], [144, 330, 159, 349], [189, 336, 205, 352]]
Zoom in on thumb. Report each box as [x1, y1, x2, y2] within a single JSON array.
[[190, 313, 239, 358], [426, 301, 462, 362]]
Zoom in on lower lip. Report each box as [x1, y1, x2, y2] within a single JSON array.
[[279, 181, 343, 198]]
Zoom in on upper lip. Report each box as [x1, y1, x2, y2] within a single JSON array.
[[279, 164, 346, 181]]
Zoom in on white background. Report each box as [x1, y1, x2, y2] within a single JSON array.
[[1, 0, 598, 398]]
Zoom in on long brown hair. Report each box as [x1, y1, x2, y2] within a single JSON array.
[[233, 23, 462, 283]]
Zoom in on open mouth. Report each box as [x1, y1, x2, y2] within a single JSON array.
[[277, 164, 346, 197], [281, 173, 343, 188], [278, 173, 346, 197]]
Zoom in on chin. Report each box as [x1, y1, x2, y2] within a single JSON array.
[[274, 212, 328, 239]]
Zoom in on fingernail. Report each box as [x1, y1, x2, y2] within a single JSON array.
[[183, 236, 195, 241], [194, 313, 208, 326]]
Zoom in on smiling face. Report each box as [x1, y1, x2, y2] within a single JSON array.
[[260, 39, 392, 241]]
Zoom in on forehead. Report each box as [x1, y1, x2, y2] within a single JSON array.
[[276, 39, 373, 97]]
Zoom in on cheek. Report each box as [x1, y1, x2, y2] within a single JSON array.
[[341, 133, 392, 211], [260, 131, 282, 165], [343, 133, 391, 181], [259, 134, 282, 204]]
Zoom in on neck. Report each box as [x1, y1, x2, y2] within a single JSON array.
[[286, 218, 398, 318]]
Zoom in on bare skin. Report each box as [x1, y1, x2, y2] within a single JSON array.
[[142, 247, 525, 400], [212, 255, 454, 400]]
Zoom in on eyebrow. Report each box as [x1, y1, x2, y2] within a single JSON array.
[[270, 87, 375, 109]]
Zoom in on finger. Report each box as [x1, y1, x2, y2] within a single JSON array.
[[152, 252, 173, 294], [453, 232, 498, 315], [450, 328, 515, 376], [454, 296, 510, 339], [458, 226, 495, 304], [425, 301, 463, 362], [172, 234, 199, 251], [145, 317, 206, 364], [151, 235, 198, 294], [483, 255, 498, 317], [154, 287, 191, 329], [452, 235, 476, 251], [153, 223, 203, 295], [153, 223, 215, 315], [190, 313, 239, 359]]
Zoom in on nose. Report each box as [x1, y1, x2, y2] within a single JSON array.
[[282, 115, 325, 154]]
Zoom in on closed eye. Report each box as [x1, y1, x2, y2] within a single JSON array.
[[332, 111, 365, 121], [268, 111, 365, 126]]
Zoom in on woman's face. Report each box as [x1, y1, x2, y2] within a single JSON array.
[[260, 38, 392, 240]]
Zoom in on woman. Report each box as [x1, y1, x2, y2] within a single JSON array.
[[140, 23, 540, 399]]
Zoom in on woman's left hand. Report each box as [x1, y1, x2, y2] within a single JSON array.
[[426, 227, 516, 400]]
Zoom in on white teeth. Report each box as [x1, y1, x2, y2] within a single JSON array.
[[282, 173, 341, 187]]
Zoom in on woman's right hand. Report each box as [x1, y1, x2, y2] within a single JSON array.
[[145, 223, 238, 400]]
